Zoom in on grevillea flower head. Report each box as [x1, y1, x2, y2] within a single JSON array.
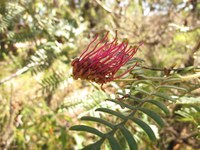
[[71, 32, 142, 84]]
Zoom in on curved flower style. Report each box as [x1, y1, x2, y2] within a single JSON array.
[[71, 32, 142, 84]]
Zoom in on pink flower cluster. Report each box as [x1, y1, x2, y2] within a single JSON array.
[[71, 32, 141, 84]]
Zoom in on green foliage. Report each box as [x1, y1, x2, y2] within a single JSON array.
[[0, 0, 200, 150], [70, 71, 194, 149], [39, 71, 65, 93], [29, 42, 62, 74]]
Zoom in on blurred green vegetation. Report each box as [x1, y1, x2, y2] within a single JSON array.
[[0, 0, 200, 149]]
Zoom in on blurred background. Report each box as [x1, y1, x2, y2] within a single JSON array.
[[0, 0, 200, 149]]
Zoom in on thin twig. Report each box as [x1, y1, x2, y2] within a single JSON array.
[[115, 72, 200, 82], [137, 65, 200, 72], [0, 63, 36, 85], [0, 67, 28, 85]]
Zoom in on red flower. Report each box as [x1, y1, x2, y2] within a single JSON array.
[[71, 32, 142, 84]]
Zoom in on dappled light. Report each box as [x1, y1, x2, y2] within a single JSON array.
[[0, 0, 200, 150]]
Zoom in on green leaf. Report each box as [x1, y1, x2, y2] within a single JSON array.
[[137, 75, 166, 81], [156, 85, 188, 92], [107, 136, 122, 150], [59, 127, 67, 148], [128, 95, 142, 102], [164, 78, 182, 83], [179, 66, 195, 74], [120, 126, 138, 150], [153, 92, 176, 102], [178, 97, 200, 104], [131, 80, 156, 88], [82, 139, 104, 150], [81, 116, 114, 129], [138, 108, 165, 127], [146, 100, 170, 115], [130, 117, 157, 141], [135, 87, 151, 95], [107, 99, 136, 110], [96, 108, 126, 120], [70, 125, 104, 137], [129, 57, 145, 63]]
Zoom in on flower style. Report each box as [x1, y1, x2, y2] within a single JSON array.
[[71, 32, 142, 84]]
